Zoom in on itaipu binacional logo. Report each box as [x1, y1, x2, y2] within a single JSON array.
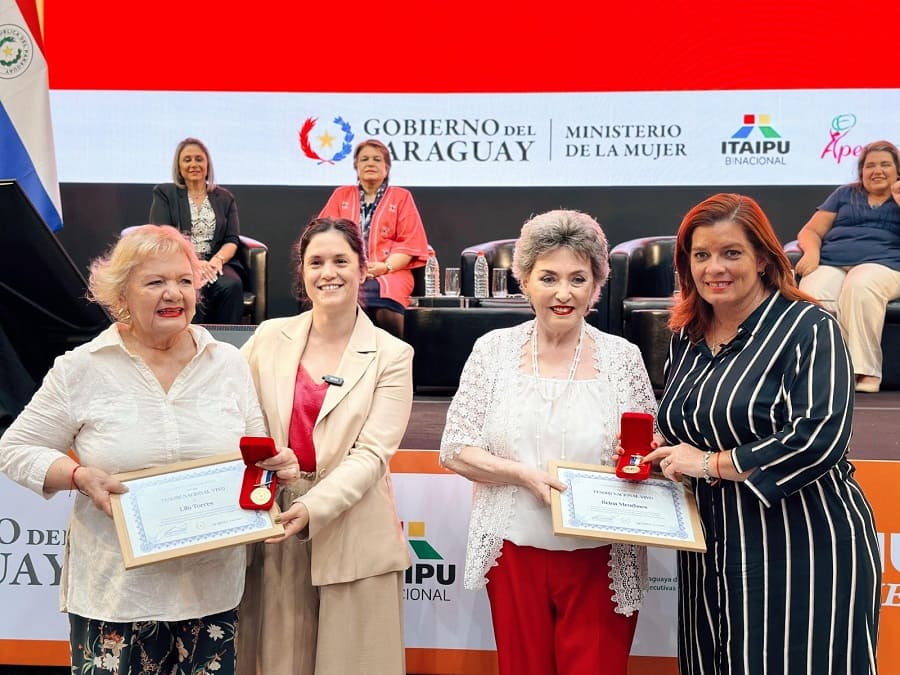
[[404, 521, 456, 601], [0, 24, 33, 79], [298, 115, 354, 165], [721, 113, 790, 166]]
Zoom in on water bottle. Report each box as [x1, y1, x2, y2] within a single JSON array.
[[473, 250, 489, 298], [424, 246, 440, 297]]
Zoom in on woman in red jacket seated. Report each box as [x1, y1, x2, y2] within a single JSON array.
[[319, 138, 429, 337]]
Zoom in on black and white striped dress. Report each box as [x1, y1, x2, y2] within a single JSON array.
[[657, 293, 880, 675]]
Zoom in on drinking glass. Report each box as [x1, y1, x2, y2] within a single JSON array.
[[491, 268, 509, 298], [444, 267, 461, 297]]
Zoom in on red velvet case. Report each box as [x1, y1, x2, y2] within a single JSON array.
[[239, 436, 278, 510], [615, 412, 654, 481]]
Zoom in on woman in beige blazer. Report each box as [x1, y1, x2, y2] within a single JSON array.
[[236, 217, 413, 675]]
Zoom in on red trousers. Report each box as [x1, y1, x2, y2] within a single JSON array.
[[485, 541, 638, 675]]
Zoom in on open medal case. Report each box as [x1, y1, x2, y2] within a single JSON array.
[[239, 436, 278, 510]]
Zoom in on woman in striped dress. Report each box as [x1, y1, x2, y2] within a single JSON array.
[[643, 194, 881, 674]]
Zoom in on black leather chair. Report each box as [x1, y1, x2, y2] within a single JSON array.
[[459, 238, 610, 331], [237, 234, 268, 324], [460, 239, 519, 297], [607, 236, 677, 336], [607, 236, 677, 392], [121, 226, 267, 324], [784, 239, 899, 390]]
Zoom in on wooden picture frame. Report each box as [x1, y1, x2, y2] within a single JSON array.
[[549, 459, 706, 552], [110, 452, 283, 569]]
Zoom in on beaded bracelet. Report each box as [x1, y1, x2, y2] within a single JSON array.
[[702, 451, 719, 485]]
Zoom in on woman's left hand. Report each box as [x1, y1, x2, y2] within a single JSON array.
[[892, 179, 900, 203], [643, 442, 705, 481], [366, 261, 391, 278], [255, 446, 301, 484], [200, 259, 222, 285], [268, 500, 310, 542]]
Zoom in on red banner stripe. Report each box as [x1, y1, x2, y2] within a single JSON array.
[[42, 2, 900, 92]]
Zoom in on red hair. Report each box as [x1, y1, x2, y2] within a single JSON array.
[[669, 193, 816, 343]]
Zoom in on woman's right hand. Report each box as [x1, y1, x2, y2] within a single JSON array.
[[519, 464, 567, 505], [74, 466, 128, 518], [199, 259, 221, 285], [614, 432, 663, 462], [795, 250, 819, 278]]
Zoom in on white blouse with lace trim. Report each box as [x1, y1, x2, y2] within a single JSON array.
[[440, 320, 657, 616]]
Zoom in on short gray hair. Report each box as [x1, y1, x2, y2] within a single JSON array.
[[512, 209, 610, 305]]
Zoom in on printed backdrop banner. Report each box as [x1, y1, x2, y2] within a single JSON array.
[[1, 457, 897, 672], [49, 90, 898, 188]]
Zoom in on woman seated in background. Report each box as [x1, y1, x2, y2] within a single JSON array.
[[150, 136, 246, 324], [0, 225, 298, 673], [440, 209, 655, 675], [795, 139, 900, 392], [319, 138, 429, 338]]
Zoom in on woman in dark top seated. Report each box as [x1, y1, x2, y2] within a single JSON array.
[[150, 136, 245, 324], [795, 139, 900, 392]]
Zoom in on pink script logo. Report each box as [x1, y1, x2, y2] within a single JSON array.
[[821, 114, 864, 164]]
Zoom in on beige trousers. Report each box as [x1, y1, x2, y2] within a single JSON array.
[[236, 537, 405, 675], [799, 263, 900, 379]]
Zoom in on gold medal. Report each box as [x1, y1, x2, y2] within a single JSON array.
[[622, 455, 643, 474], [250, 486, 272, 505]]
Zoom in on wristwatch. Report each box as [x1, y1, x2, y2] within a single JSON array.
[[384, 260, 394, 273]]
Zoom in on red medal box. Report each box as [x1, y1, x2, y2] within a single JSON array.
[[615, 412, 654, 481], [239, 436, 278, 510]]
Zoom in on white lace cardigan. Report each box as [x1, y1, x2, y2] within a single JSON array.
[[440, 320, 656, 616]]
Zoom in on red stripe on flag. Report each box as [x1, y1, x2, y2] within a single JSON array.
[[14, 0, 43, 53]]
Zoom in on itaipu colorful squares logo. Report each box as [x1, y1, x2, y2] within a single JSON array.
[[298, 115, 354, 165], [721, 113, 790, 166], [0, 24, 33, 79], [404, 521, 456, 601]]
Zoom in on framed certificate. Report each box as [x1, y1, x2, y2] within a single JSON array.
[[549, 459, 706, 552], [110, 452, 284, 569]]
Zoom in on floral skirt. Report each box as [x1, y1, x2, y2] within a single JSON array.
[[69, 608, 237, 674]]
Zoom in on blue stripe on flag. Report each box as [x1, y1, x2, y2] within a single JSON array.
[[0, 102, 63, 232]]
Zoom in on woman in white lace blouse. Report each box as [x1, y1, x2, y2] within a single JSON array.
[[440, 210, 656, 675]]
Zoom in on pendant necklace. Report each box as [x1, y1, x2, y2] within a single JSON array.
[[531, 321, 585, 466]]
